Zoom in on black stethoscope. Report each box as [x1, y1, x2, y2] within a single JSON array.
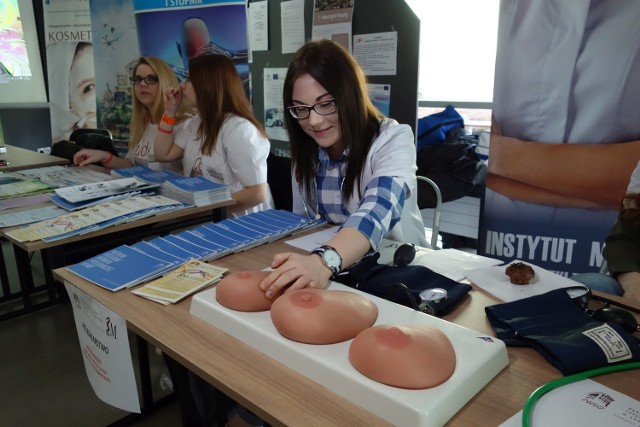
[[565, 285, 640, 337]]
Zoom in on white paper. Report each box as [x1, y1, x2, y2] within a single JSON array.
[[249, 1, 269, 51], [64, 283, 140, 413], [285, 225, 339, 251], [54, 178, 142, 203], [263, 68, 289, 142], [281, 0, 305, 54], [500, 379, 640, 427], [465, 260, 584, 302], [353, 32, 398, 76], [413, 249, 503, 282]]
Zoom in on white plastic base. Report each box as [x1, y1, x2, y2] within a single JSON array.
[[190, 283, 508, 426]]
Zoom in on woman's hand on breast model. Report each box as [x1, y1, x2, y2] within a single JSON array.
[[260, 252, 333, 299]]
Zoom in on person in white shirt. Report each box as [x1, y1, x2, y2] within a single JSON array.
[[154, 54, 272, 218], [73, 57, 190, 173]]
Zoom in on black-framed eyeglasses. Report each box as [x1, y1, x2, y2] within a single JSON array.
[[130, 75, 159, 86], [287, 98, 337, 119]]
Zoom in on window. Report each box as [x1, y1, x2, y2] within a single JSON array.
[[406, 0, 499, 128]]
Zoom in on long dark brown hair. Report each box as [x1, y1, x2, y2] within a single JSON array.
[[283, 39, 383, 203], [188, 54, 267, 155]]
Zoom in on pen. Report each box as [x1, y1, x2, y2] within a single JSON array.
[[0, 161, 9, 166]]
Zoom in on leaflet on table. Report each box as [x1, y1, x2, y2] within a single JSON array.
[[184, 226, 242, 256], [204, 222, 256, 251], [54, 178, 159, 203], [15, 165, 67, 177], [217, 218, 270, 248], [145, 236, 202, 262], [161, 234, 216, 260], [173, 230, 229, 260], [110, 165, 154, 178], [0, 205, 66, 227], [234, 214, 292, 240], [130, 241, 186, 267], [49, 190, 152, 211], [6, 195, 183, 242], [133, 170, 184, 185], [132, 259, 228, 304], [30, 167, 112, 188], [499, 379, 640, 427], [67, 245, 176, 291], [0, 179, 53, 199], [0, 193, 52, 211]]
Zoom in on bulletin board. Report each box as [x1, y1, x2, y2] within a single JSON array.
[[248, 0, 420, 155]]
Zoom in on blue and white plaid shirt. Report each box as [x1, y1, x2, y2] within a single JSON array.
[[316, 148, 407, 248]]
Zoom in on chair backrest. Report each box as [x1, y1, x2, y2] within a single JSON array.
[[417, 175, 442, 250], [267, 152, 293, 211]]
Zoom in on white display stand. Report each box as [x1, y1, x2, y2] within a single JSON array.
[[190, 282, 509, 426]]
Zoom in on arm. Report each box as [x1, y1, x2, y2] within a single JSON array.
[[488, 135, 640, 208], [153, 87, 185, 162], [73, 148, 132, 169], [228, 183, 270, 216], [260, 227, 371, 298], [260, 122, 413, 297], [603, 218, 640, 303]]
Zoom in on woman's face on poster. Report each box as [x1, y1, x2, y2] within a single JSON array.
[[68, 43, 97, 128]]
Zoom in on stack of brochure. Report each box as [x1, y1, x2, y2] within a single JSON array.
[[66, 209, 326, 292], [132, 259, 228, 304], [162, 176, 231, 206], [67, 245, 178, 291], [111, 166, 232, 207]]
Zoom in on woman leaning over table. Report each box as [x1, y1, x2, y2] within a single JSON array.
[[153, 53, 272, 218], [260, 39, 427, 299], [73, 57, 190, 173]]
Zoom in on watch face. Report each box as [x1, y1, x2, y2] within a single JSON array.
[[419, 288, 448, 303], [323, 249, 341, 270]]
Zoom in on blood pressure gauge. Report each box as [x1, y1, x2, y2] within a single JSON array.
[[563, 285, 592, 310], [418, 288, 448, 315]]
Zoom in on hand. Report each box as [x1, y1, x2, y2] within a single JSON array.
[[163, 87, 183, 116], [73, 148, 107, 167], [260, 252, 333, 299], [618, 271, 640, 303]]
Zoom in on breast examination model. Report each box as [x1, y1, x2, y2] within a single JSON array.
[[270, 288, 378, 344], [216, 271, 281, 312], [349, 325, 457, 389]]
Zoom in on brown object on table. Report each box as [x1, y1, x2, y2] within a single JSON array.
[[505, 262, 535, 285]]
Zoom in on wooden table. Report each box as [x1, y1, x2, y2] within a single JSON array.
[[52, 236, 640, 426], [0, 144, 69, 171], [0, 198, 234, 321]]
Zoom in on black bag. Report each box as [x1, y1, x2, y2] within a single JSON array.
[[332, 252, 471, 316]]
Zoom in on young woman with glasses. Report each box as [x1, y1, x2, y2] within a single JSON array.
[[259, 39, 427, 299], [73, 57, 191, 172]]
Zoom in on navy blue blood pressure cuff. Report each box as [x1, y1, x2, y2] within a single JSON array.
[[332, 252, 471, 316], [485, 288, 640, 375]]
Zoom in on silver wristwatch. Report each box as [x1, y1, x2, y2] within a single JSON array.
[[311, 245, 342, 276]]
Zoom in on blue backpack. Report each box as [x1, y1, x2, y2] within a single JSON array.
[[416, 104, 464, 151]]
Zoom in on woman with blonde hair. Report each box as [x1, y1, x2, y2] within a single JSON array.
[[74, 56, 191, 172], [154, 53, 272, 217]]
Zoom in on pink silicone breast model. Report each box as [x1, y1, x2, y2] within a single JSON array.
[[349, 324, 456, 389], [270, 289, 378, 344], [216, 271, 277, 312]]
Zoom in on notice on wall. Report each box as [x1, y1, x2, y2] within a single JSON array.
[[248, 0, 268, 52], [65, 282, 140, 413], [281, 0, 305, 54], [353, 32, 397, 76], [263, 68, 289, 142]]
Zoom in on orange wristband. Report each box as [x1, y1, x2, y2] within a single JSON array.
[[161, 114, 176, 125], [102, 152, 114, 165], [158, 126, 173, 134]]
